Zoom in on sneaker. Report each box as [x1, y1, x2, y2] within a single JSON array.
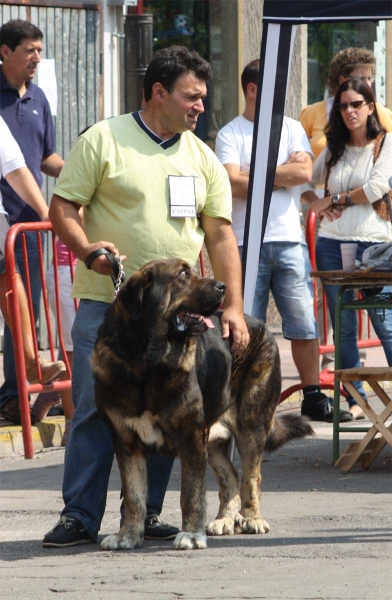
[[43, 516, 94, 548], [301, 395, 352, 423], [144, 514, 179, 540], [26, 357, 66, 385], [0, 396, 37, 425]]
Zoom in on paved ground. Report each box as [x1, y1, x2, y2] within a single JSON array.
[[0, 335, 391, 599], [1, 415, 391, 600]]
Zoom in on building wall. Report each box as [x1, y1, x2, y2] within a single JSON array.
[[239, 1, 308, 119], [240, 0, 263, 69], [102, 1, 124, 118], [286, 25, 308, 119]]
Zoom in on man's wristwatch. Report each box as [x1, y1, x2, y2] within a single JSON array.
[[345, 190, 352, 206], [331, 193, 340, 205]]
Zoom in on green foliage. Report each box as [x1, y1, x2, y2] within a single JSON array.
[[307, 22, 376, 102], [144, 0, 209, 57]]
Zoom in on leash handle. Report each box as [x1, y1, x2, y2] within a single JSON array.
[[84, 247, 125, 298]]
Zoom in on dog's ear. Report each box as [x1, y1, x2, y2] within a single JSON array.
[[120, 269, 151, 321]]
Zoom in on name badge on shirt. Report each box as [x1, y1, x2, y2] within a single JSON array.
[[169, 175, 197, 218]]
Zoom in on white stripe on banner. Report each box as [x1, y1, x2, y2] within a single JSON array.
[[243, 23, 280, 314], [264, 16, 389, 22]]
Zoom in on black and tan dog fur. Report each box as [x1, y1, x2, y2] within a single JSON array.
[[92, 258, 313, 551]]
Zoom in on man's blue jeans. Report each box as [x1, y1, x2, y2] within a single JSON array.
[[316, 237, 392, 406], [62, 300, 174, 540], [0, 231, 44, 407]]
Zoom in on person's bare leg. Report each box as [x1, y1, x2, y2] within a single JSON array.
[[60, 351, 75, 446], [349, 405, 364, 419], [0, 272, 65, 385], [291, 338, 320, 387], [61, 351, 75, 420], [0, 272, 35, 365]]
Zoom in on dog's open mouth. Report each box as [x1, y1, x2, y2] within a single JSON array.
[[175, 311, 215, 332]]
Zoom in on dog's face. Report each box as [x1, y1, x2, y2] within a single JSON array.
[[118, 258, 226, 337]]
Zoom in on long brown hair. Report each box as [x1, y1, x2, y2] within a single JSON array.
[[325, 78, 385, 168]]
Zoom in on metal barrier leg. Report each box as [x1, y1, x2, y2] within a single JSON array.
[[333, 286, 345, 463]]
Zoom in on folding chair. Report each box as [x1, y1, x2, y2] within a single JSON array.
[[334, 367, 392, 472]]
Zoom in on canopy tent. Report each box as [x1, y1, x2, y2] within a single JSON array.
[[242, 0, 392, 312]]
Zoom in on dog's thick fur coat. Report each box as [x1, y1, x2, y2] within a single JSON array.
[[92, 259, 313, 550]]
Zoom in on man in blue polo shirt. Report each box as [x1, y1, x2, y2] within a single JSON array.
[[0, 19, 64, 423]]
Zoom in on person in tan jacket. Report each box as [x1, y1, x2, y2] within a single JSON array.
[[300, 47, 392, 159]]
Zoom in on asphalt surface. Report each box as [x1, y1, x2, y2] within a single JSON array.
[[1, 334, 391, 599], [1, 405, 391, 600]]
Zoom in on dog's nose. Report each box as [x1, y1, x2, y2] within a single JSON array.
[[215, 281, 226, 293]]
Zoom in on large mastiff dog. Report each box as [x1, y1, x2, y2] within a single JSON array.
[[92, 258, 313, 551]]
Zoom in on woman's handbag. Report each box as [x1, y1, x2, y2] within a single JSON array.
[[372, 134, 392, 222]]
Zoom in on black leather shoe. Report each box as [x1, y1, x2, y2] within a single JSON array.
[[43, 516, 95, 548], [144, 514, 179, 540]]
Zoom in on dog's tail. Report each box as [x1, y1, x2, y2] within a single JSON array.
[[265, 413, 314, 453]]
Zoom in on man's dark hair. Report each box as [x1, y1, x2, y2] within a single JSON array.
[[325, 78, 385, 168], [0, 19, 43, 56], [241, 59, 259, 96], [143, 45, 212, 102]]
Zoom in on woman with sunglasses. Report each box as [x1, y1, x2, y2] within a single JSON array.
[[302, 77, 392, 420], [300, 48, 392, 382]]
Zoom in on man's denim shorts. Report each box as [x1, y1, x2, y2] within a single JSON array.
[[251, 241, 318, 340]]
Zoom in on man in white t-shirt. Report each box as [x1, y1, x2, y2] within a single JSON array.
[[215, 59, 352, 424]]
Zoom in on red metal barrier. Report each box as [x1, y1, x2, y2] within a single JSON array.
[[4, 223, 73, 458]]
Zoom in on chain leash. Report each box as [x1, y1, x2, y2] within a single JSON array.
[[113, 254, 126, 299]]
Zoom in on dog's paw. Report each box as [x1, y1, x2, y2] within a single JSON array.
[[100, 532, 143, 551], [173, 531, 207, 550], [206, 517, 235, 536], [240, 517, 270, 534]]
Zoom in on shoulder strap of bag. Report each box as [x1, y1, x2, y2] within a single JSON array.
[[324, 164, 331, 197], [386, 192, 392, 222], [372, 132, 392, 221], [372, 132, 386, 163]]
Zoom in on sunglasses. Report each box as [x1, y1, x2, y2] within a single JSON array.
[[335, 100, 368, 112], [347, 75, 374, 84]]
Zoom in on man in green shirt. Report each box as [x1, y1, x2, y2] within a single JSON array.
[[43, 46, 249, 548]]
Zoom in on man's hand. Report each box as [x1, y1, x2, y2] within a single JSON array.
[[221, 306, 250, 356], [84, 241, 127, 276], [285, 151, 308, 164], [200, 214, 250, 357]]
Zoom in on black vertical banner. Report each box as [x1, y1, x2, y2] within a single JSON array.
[[242, 24, 293, 313]]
